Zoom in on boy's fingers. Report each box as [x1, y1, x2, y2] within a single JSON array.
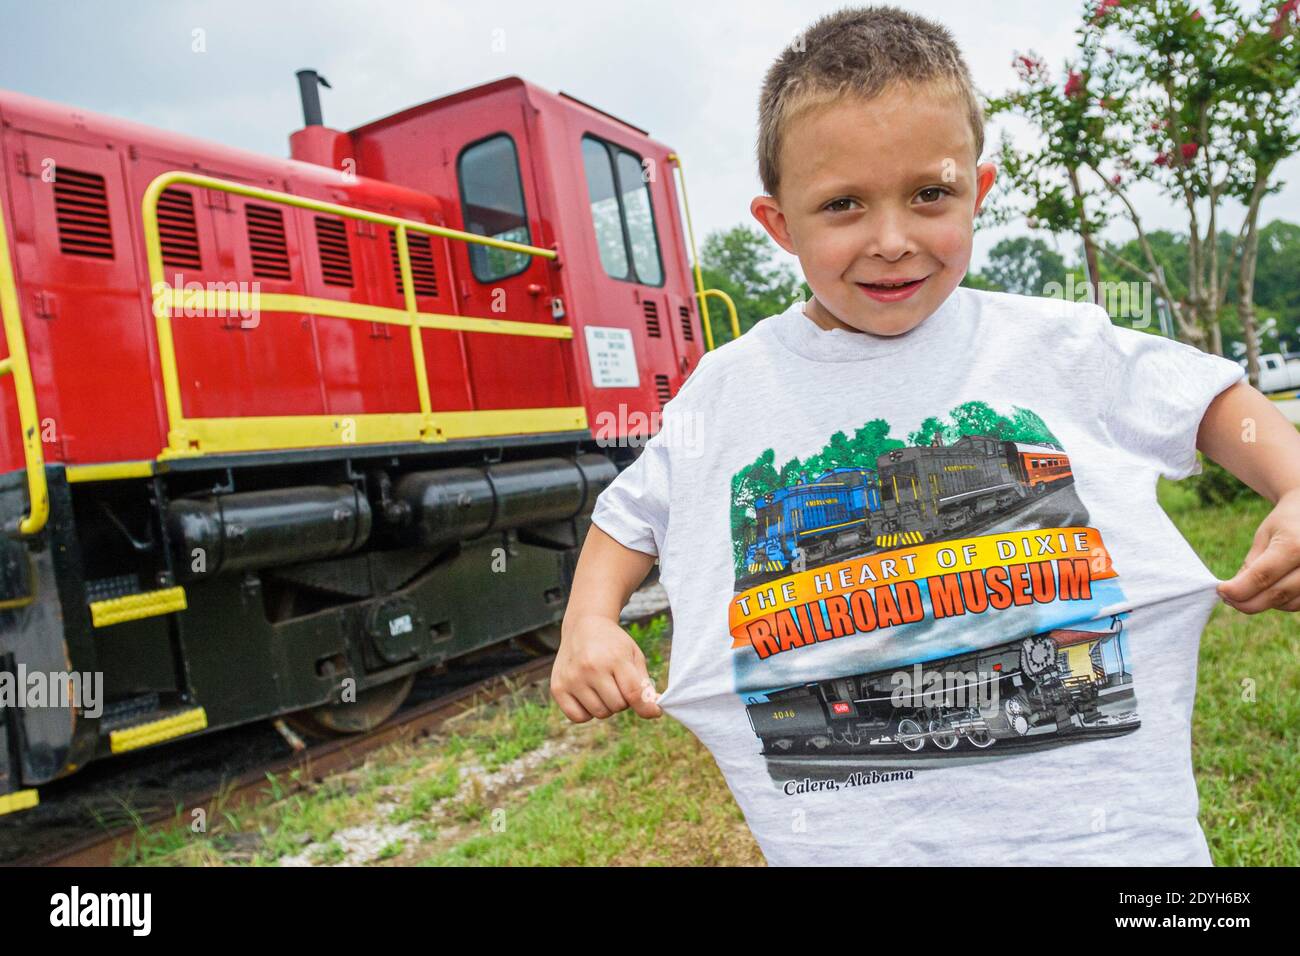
[[551, 688, 593, 724], [570, 679, 619, 720], [591, 671, 633, 717], [614, 657, 663, 718], [1220, 561, 1300, 614], [1218, 531, 1292, 604]]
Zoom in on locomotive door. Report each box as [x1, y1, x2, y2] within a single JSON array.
[[450, 107, 571, 413], [578, 133, 678, 427], [8, 134, 162, 462]]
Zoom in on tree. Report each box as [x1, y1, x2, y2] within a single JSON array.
[[980, 236, 1070, 296], [987, 0, 1300, 383], [1250, 220, 1300, 342], [697, 225, 803, 345]]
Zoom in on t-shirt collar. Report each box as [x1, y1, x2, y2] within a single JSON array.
[[764, 285, 965, 363]]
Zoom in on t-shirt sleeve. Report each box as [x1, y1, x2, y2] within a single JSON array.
[[589, 430, 671, 557], [1097, 307, 1246, 481]]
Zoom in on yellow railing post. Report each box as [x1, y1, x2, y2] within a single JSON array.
[[0, 192, 48, 536], [395, 224, 435, 439], [700, 288, 741, 346], [666, 152, 715, 349], [667, 153, 745, 351]]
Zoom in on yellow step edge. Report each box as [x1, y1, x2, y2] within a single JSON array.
[[109, 707, 208, 754], [66, 461, 156, 483], [90, 586, 187, 628], [0, 789, 39, 817]]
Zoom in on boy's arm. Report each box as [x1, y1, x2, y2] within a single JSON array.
[[1195, 381, 1300, 612], [551, 523, 663, 721]]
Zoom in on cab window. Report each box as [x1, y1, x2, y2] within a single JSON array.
[[581, 134, 664, 286], [457, 134, 532, 282]]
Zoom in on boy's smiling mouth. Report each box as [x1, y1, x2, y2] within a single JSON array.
[[855, 275, 928, 301]]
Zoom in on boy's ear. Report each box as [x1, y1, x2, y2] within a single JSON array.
[[973, 162, 997, 215], [750, 195, 797, 256]]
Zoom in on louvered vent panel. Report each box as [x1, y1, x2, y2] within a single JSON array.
[[245, 203, 292, 280], [655, 374, 672, 406], [643, 300, 661, 337], [388, 231, 439, 296], [315, 216, 353, 287], [157, 188, 201, 270], [679, 304, 694, 342], [53, 168, 113, 259]]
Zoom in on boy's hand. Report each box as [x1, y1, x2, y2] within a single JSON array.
[[549, 613, 663, 721], [1217, 489, 1300, 613]]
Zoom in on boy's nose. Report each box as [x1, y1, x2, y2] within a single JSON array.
[[862, 211, 914, 262]]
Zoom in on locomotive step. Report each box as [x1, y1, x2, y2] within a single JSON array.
[[104, 706, 209, 754], [88, 586, 188, 629], [0, 788, 39, 818]]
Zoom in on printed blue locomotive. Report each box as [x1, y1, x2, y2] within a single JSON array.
[[744, 619, 1137, 756], [742, 434, 1073, 581]]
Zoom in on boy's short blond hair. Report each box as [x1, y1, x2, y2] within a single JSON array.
[[757, 5, 985, 198]]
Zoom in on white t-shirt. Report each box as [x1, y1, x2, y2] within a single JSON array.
[[590, 285, 1246, 866]]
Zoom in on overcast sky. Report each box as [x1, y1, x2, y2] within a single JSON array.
[[0, 0, 1295, 276]]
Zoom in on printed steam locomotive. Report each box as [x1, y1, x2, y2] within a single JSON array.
[[743, 435, 1073, 581], [745, 618, 1136, 756]]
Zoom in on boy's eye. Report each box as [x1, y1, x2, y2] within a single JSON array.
[[824, 198, 856, 213], [917, 186, 948, 203]]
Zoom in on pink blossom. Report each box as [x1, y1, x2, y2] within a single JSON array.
[[1180, 142, 1199, 161], [1013, 53, 1047, 81], [1272, 0, 1300, 37], [1064, 71, 1084, 98], [1093, 0, 1123, 22]]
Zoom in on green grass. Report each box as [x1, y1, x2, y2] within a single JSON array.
[[1159, 477, 1300, 865]]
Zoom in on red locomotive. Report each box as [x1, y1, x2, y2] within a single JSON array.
[[0, 71, 737, 815]]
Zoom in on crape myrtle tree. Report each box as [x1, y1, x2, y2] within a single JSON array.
[[986, 0, 1300, 387]]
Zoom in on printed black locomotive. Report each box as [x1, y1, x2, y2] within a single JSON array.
[[744, 618, 1137, 756]]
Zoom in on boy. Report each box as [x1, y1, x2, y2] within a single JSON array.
[[552, 5, 1300, 866]]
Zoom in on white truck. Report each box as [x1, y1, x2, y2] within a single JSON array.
[[1241, 352, 1300, 394]]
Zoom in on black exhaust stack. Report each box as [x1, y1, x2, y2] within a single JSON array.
[[296, 69, 332, 127]]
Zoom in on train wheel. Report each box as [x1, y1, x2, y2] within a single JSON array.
[[897, 718, 926, 752], [929, 719, 959, 750], [1004, 698, 1030, 736], [965, 728, 995, 749], [284, 672, 416, 739], [514, 623, 563, 656]]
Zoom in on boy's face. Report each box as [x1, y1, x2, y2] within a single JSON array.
[[751, 82, 997, 337]]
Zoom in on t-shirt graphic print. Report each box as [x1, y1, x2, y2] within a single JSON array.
[[728, 400, 1136, 791]]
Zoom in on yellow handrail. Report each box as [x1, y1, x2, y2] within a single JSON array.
[[700, 288, 741, 347], [0, 191, 48, 536], [143, 171, 583, 457], [666, 153, 742, 351]]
